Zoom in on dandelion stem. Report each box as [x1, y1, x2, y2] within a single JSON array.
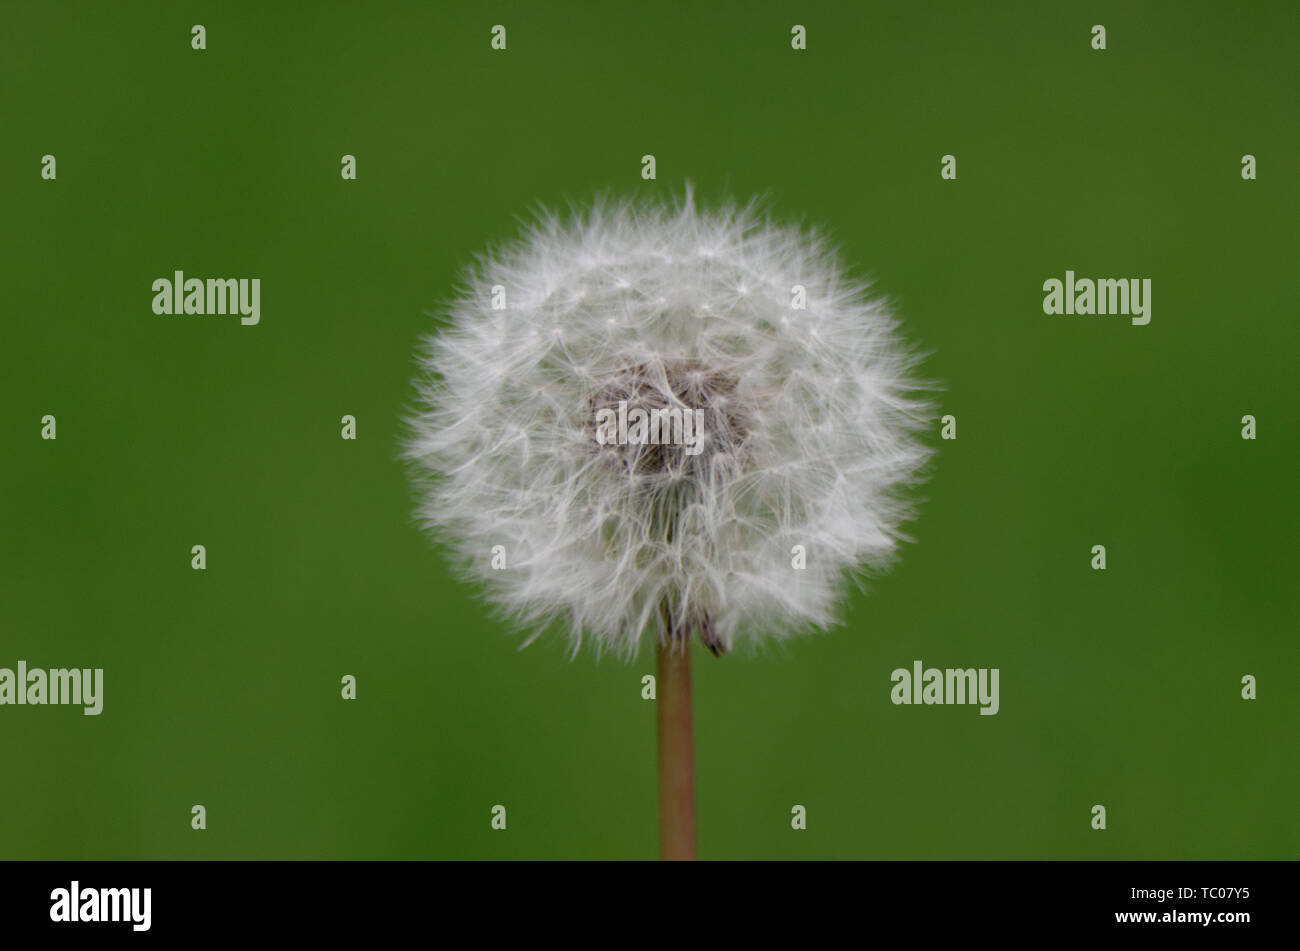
[[656, 635, 696, 860]]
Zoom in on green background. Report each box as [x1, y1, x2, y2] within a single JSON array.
[[1, 0, 1296, 859]]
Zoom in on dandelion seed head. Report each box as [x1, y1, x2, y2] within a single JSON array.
[[406, 188, 934, 659]]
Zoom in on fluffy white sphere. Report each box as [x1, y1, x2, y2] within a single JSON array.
[[407, 191, 933, 658]]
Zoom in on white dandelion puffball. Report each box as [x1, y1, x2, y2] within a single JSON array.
[[407, 190, 933, 658]]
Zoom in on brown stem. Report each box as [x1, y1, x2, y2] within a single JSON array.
[[656, 635, 696, 860]]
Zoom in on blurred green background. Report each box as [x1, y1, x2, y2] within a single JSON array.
[[1, 0, 1296, 859]]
